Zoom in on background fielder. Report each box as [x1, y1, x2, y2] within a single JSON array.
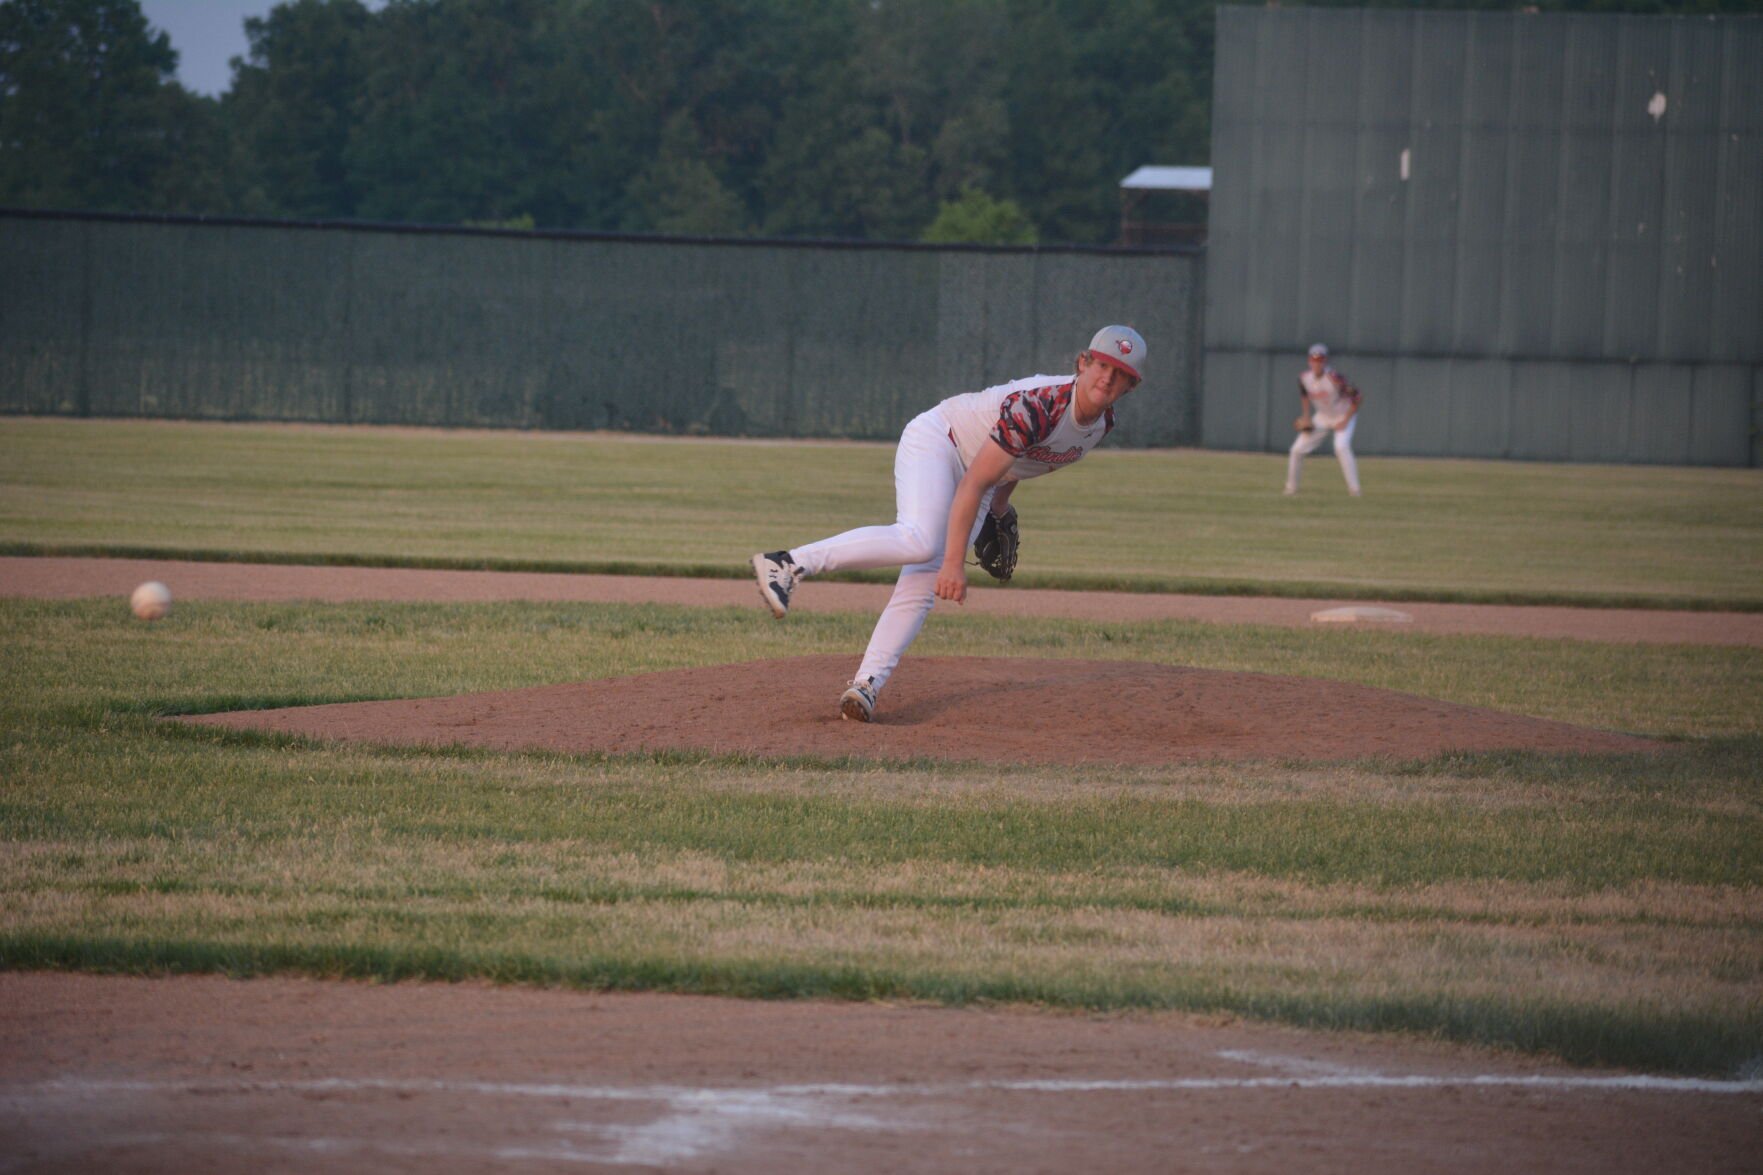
[[752, 325, 1147, 723], [1286, 342, 1363, 497]]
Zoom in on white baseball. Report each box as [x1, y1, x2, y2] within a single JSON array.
[[130, 581, 172, 621]]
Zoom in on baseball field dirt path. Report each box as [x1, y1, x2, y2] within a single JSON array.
[[4, 974, 1758, 1174]]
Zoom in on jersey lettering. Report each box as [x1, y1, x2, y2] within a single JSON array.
[[1021, 444, 1085, 466]]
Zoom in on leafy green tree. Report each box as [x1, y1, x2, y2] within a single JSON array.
[[0, 0, 208, 210], [1002, 0, 1213, 244], [920, 187, 1037, 245], [622, 111, 751, 235], [344, 0, 552, 225], [854, 0, 1013, 203], [759, 97, 932, 240], [226, 0, 370, 219], [566, 0, 824, 232], [755, 1, 938, 240]]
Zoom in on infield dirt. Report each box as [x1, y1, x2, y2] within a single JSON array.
[[5, 973, 1757, 1174], [182, 653, 1656, 765]]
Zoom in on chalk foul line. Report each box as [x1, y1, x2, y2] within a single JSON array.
[[7, 1058, 1759, 1169]]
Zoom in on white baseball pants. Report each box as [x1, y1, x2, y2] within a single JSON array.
[[789, 409, 995, 693], [1286, 414, 1360, 495]]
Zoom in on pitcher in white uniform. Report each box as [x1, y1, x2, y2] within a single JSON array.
[[1285, 342, 1363, 497], [751, 325, 1147, 722]]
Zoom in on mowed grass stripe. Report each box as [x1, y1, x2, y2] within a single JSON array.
[[3, 416, 1760, 607], [13, 838, 1760, 931], [5, 731, 1757, 889]]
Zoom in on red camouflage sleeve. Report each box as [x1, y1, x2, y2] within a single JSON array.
[[989, 383, 1071, 456], [1332, 369, 1362, 405]]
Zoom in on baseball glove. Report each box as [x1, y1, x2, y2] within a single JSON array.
[[973, 505, 1019, 582]]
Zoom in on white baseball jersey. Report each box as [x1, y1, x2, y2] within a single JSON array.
[[1298, 366, 1362, 429], [940, 375, 1115, 481]]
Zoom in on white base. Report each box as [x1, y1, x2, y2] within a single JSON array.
[[1310, 605, 1413, 625]]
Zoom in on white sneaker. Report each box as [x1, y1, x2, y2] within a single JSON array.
[[752, 551, 800, 619], [839, 677, 878, 723]]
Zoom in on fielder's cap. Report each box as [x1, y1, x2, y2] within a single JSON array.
[[1088, 325, 1146, 382], [1308, 342, 1329, 358]]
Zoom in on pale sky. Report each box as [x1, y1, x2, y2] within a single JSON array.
[[139, 1, 383, 98], [138, 1, 273, 96]]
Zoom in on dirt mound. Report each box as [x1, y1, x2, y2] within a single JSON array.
[[181, 656, 1655, 765]]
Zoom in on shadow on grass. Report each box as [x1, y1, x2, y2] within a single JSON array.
[[1391, 737, 1763, 791]]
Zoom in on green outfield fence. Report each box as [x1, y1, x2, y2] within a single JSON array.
[[0, 210, 1204, 448]]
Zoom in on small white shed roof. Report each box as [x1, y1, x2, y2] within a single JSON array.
[[1119, 166, 1213, 192]]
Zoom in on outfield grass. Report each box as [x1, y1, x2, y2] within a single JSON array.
[[3, 417, 1760, 607], [3, 598, 1760, 1075]]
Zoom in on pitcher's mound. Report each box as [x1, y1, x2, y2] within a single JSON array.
[[181, 656, 1655, 766]]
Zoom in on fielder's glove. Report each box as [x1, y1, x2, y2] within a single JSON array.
[[973, 505, 1019, 582]]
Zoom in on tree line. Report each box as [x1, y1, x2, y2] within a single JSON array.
[[1, 0, 1752, 246]]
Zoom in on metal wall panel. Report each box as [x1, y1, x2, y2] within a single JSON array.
[[1552, 22, 1619, 359], [1447, 359, 1514, 456], [1452, 19, 1516, 354], [1508, 363, 1574, 462], [1628, 365, 1696, 465], [1295, 8, 1362, 353], [1346, 9, 1413, 355], [1401, 12, 1468, 357], [1753, 370, 1763, 468], [1385, 358, 1453, 456], [1568, 363, 1632, 463], [1203, 10, 1256, 353], [1713, 21, 1763, 361], [1656, 20, 1726, 361], [1200, 350, 1271, 451], [1499, 17, 1569, 358], [1689, 366, 1754, 466], [1207, 8, 1762, 465], [1245, 11, 1310, 350], [1603, 18, 1674, 360]]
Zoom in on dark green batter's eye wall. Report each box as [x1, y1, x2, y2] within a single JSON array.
[[1204, 7, 1761, 467]]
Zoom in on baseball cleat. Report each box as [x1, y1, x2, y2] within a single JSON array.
[[839, 677, 878, 723], [752, 550, 800, 619]]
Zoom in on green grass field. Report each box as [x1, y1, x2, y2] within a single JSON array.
[[3, 417, 1760, 606], [2, 417, 1760, 1077]]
